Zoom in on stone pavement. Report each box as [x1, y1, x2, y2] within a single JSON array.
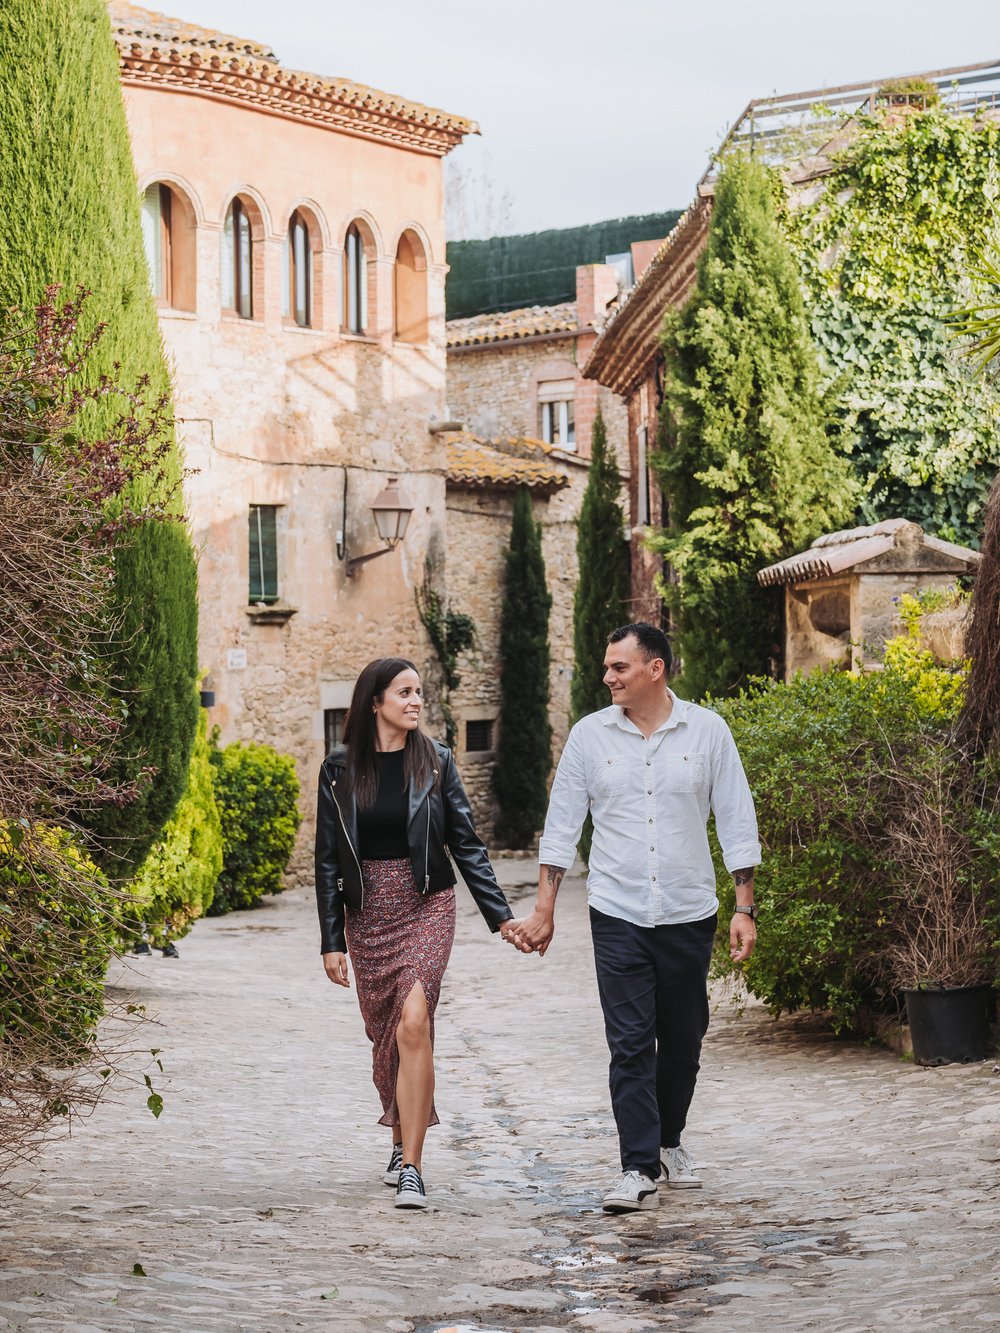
[[2, 857, 999, 1333]]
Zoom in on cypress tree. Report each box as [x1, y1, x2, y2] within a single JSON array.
[[651, 153, 856, 699], [571, 408, 630, 721], [493, 488, 552, 848], [0, 0, 199, 871]]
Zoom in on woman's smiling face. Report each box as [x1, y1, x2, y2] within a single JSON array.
[[374, 667, 423, 740]]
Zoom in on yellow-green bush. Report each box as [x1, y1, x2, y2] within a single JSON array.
[[0, 826, 118, 1061], [126, 712, 223, 946]]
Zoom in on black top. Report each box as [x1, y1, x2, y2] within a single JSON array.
[[356, 749, 409, 860]]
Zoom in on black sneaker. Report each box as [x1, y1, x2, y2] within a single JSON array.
[[394, 1163, 428, 1209], [383, 1142, 403, 1186]]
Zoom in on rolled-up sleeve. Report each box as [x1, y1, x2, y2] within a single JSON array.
[[537, 724, 590, 874], [709, 722, 762, 873]]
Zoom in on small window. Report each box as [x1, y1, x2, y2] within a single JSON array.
[[284, 210, 312, 327], [324, 708, 347, 753], [466, 718, 494, 753], [248, 505, 279, 604], [343, 223, 368, 334], [141, 183, 173, 304], [538, 380, 576, 449], [605, 250, 635, 291], [223, 198, 253, 319]]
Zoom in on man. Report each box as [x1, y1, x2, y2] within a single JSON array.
[[513, 622, 760, 1213]]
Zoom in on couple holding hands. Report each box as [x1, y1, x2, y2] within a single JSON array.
[[315, 623, 760, 1213]]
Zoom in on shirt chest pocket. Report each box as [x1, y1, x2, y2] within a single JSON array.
[[593, 755, 632, 799], [661, 752, 706, 794]]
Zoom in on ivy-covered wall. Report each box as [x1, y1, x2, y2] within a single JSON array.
[[785, 107, 1000, 545]]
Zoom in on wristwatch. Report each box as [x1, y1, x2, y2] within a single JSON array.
[[734, 904, 758, 920]]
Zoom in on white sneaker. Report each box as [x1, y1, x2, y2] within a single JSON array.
[[660, 1143, 701, 1189], [602, 1170, 658, 1213], [383, 1142, 403, 1186], [394, 1163, 428, 1209]]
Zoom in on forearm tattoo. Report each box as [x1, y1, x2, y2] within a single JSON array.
[[544, 865, 565, 892], [732, 868, 754, 887]]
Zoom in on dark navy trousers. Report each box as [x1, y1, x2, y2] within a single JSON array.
[[590, 906, 717, 1179]]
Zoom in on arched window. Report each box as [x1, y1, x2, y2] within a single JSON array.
[[222, 197, 254, 319], [342, 222, 369, 334], [284, 210, 312, 327], [394, 231, 428, 343], [141, 182, 196, 311]]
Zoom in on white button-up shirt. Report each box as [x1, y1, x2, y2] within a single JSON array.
[[538, 692, 761, 928]]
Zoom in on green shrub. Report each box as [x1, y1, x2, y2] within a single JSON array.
[[0, 826, 118, 1061], [208, 735, 301, 914], [708, 647, 982, 1030], [126, 711, 223, 946]]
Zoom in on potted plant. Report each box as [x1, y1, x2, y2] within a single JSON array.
[[879, 740, 999, 1065]]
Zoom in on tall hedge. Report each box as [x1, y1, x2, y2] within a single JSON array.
[[571, 409, 630, 722], [651, 153, 856, 700], [0, 0, 198, 872], [492, 488, 552, 847]]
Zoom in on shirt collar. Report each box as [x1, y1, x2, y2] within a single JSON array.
[[605, 689, 689, 735]]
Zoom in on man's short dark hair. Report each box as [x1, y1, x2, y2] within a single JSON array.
[[607, 622, 672, 672]]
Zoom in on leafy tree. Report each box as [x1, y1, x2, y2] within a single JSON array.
[[493, 488, 552, 847], [571, 408, 630, 722], [0, 0, 198, 872], [786, 108, 1000, 544], [651, 152, 856, 699]]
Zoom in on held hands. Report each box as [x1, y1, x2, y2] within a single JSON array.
[[502, 910, 554, 957], [729, 915, 757, 964], [322, 951, 350, 987]]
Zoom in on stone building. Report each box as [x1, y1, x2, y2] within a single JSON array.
[[757, 519, 979, 679], [584, 63, 1000, 625], [443, 221, 677, 836], [110, 2, 475, 873]]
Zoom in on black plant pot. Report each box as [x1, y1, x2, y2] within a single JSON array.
[[903, 985, 991, 1066]]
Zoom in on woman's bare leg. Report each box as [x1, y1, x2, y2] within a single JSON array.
[[394, 981, 434, 1172]]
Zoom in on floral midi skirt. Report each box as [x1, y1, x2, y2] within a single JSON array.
[[345, 858, 456, 1128]]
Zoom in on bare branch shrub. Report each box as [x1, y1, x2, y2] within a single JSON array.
[[0, 289, 179, 1175], [957, 474, 1000, 756]]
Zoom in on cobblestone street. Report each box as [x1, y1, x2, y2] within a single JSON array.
[[2, 859, 999, 1332]]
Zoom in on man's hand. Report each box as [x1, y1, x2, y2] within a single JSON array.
[[511, 909, 555, 957], [729, 915, 757, 964], [322, 951, 350, 987], [500, 919, 534, 953]]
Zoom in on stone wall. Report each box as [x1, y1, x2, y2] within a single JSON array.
[[123, 79, 453, 882]]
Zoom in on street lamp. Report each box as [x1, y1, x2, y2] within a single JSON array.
[[337, 474, 414, 577]]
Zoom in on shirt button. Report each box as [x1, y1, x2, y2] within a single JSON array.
[[646, 760, 651, 766], [647, 789, 652, 794], [652, 876, 657, 882], [650, 846, 655, 851], [648, 818, 653, 824]]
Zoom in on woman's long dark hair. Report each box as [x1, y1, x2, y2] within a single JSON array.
[[342, 657, 437, 808]]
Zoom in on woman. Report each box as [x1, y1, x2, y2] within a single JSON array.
[[315, 657, 520, 1209]]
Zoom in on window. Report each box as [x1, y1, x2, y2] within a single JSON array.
[[637, 425, 651, 525], [538, 379, 576, 449], [141, 183, 173, 304], [223, 198, 253, 319], [343, 223, 368, 333], [248, 505, 278, 604], [284, 210, 312, 327], [394, 231, 427, 342], [605, 250, 635, 292], [324, 708, 347, 753], [466, 718, 494, 753]]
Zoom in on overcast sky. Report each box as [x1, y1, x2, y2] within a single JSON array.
[[154, 0, 999, 236]]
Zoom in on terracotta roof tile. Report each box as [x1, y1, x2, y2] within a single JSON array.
[[758, 519, 981, 587], [446, 302, 578, 349], [106, 2, 477, 156], [446, 432, 570, 493]]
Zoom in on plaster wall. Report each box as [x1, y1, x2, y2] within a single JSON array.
[[122, 83, 452, 878]]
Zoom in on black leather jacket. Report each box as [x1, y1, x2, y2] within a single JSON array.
[[315, 740, 513, 954]]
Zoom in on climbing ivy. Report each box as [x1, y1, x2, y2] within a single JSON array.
[[415, 563, 477, 749], [785, 107, 1000, 544]]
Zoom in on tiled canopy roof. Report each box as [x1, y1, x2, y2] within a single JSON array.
[[446, 302, 579, 349], [757, 519, 980, 587], [107, 2, 477, 156], [446, 433, 570, 493]]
